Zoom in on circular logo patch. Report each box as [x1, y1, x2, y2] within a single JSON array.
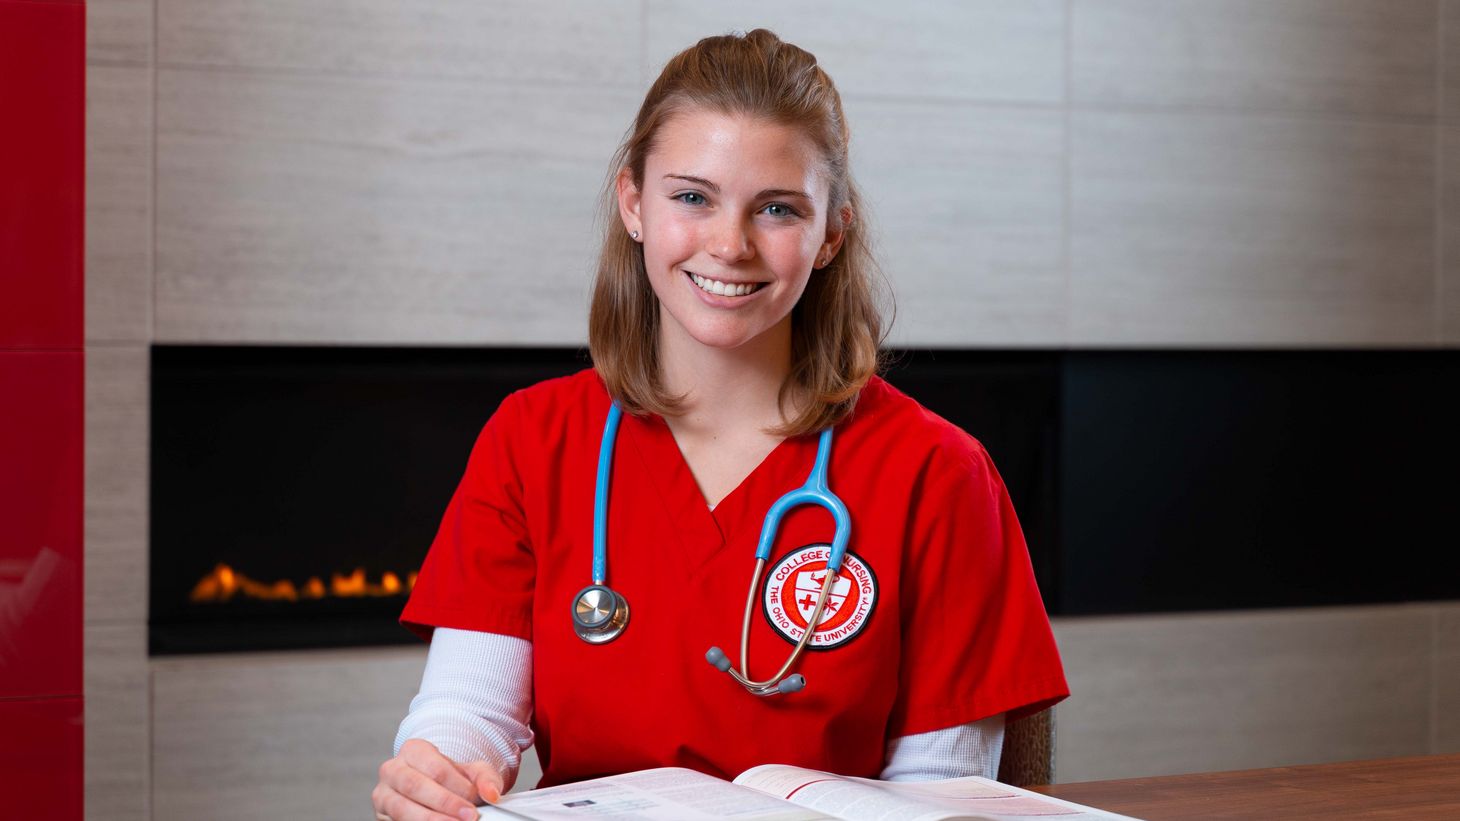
[[761, 544, 877, 649]]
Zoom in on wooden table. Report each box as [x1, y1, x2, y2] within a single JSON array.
[[1032, 754, 1460, 819]]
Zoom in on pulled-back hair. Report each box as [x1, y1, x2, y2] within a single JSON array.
[[588, 28, 890, 437]]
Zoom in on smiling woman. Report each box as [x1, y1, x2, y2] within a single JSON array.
[[374, 29, 1067, 821], [617, 111, 837, 362]]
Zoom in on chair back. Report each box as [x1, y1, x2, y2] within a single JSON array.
[[996, 708, 1054, 787]]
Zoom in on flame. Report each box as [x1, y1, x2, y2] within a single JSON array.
[[333, 568, 367, 597], [190, 563, 415, 604]]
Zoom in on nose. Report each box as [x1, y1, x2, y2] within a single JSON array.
[[707, 214, 754, 263]]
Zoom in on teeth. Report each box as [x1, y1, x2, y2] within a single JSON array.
[[690, 272, 758, 297]]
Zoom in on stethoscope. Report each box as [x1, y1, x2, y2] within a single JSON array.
[[571, 403, 852, 696]]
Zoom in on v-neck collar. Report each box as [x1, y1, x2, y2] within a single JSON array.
[[622, 411, 813, 574]]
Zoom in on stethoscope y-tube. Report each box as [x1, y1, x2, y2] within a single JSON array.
[[573, 403, 852, 698]]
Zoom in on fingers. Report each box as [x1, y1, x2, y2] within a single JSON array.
[[462, 760, 505, 805], [400, 740, 477, 802], [372, 782, 475, 821], [376, 743, 480, 821]]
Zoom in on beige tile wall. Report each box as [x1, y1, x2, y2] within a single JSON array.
[[142, 603, 1460, 814], [1445, 4, 1459, 343], [1434, 603, 1460, 754], [85, 65, 152, 343], [1068, 112, 1435, 345], [132, 0, 1459, 348], [1443, 125, 1459, 343], [154, 68, 635, 344], [1444, 1, 1459, 123], [86, 1, 153, 819], [150, 647, 427, 820], [82, 2, 1460, 818], [156, 0, 640, 84], [1070, 0, 1438, 118], [1051, 604, 1445, 783], [643, 1, 1066, 104]]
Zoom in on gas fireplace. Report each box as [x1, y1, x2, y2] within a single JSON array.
[[149, 346, 1459, 655]]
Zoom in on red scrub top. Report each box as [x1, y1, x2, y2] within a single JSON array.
[[402, 369, 1067, 787]]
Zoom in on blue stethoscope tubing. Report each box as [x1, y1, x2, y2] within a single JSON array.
[[570, 402, 852, 696]]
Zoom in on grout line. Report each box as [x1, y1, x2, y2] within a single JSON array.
[[0, 346, 85, 353], [1439, 0, 1451, 344], [151, 57, 643, 93], [639, 0, 649, 89], [1436, 0, 1446, 345], [86, 58, 152, 70], [0, 693, 82, 703], [1430, 607, 1440, 754], [1062, 0, 1073, 349], [150, 0, 158, 347], [147, 654, 156, 819]]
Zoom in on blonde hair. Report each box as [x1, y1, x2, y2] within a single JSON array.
[[588, 29, 889, 437]]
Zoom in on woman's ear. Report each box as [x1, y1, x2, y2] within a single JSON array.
[[819, 204, 853, 265], [616, 168, 643, 240]]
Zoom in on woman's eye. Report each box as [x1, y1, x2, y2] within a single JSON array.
[[674, 192, 706, 206], [763, 203, 798, 218]]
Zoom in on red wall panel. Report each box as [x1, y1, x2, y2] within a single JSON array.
[[0, 697, 84, 819], [0, 1, 86, 818], [0, 352, 83, 699], [0, 0, 84, 350]]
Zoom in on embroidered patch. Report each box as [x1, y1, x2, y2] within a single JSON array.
[[761, 543, 877, 649]]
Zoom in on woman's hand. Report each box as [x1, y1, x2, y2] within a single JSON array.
[[372, 738, 504, 821]]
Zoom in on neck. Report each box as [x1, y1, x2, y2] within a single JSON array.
[[657, 315, 796, 436]]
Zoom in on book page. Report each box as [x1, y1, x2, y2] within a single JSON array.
[[479, 767, 832, 820], [733, 765, 1139, 821]]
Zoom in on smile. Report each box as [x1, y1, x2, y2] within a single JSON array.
[[687, 271, 765, 298]]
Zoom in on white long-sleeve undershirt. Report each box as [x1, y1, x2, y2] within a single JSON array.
[[395, 628, 1003, 790]]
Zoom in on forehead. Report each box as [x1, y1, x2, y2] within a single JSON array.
[[647, 108, 827, 192]]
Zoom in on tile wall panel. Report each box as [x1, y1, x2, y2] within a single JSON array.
[[1051, 606, 1432, 782], [844, 98, 1065, 346], [1435, 603, 1460, 754], [85, 623, 148, 821], [158, 0, 639, 85], [155, 68, 639, 344], [86, 66, 153, 344], [1071, 0, 1438, 119], [1444, 1, 1459, 123], [1444, 127, 1460, 344], [645, 0, 1064, 104], [152, 646, 429, 820], [87, 0, 152, 65], [84, 346, 148, 623], [1069, 111, 1435, 346]]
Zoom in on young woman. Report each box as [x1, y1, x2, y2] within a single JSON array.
[[372, 29, 1067, 821]]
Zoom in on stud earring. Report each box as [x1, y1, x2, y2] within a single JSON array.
[[631, 230, 640, 240]]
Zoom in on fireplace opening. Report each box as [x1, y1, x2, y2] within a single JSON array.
[[149, 346, 1459, 655], [147, 346, 1061, 655], [149, 347, 589, 654]]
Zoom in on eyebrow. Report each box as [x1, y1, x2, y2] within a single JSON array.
[[663, 174, 813, 203]]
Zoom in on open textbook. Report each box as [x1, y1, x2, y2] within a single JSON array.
[[479, 764, 1138, 821]]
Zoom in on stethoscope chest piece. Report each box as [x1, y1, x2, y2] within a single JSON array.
[[572, 583, 629, 644]]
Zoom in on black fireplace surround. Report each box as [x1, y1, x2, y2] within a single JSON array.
[[150, 346, 1460, 655]]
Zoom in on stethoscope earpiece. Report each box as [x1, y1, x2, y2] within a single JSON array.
[[705, 646, 732, 672]]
